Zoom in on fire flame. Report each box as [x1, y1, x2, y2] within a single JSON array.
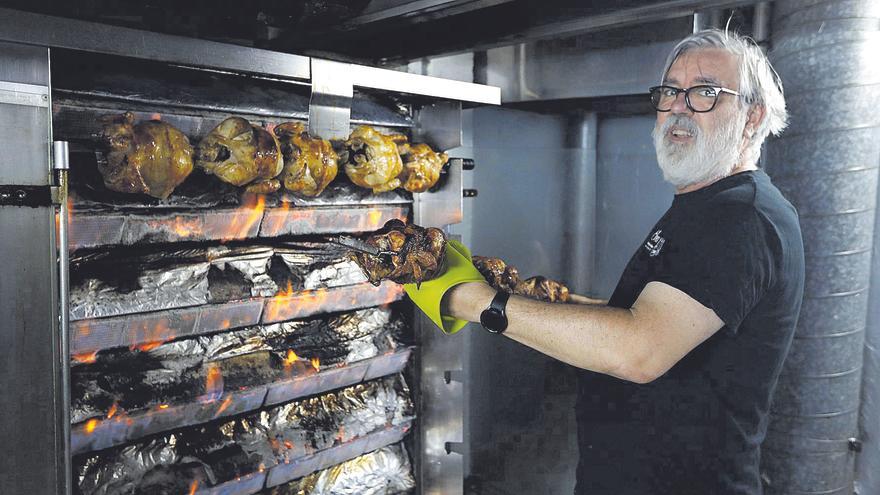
[[258, 463, 266, 473], [221, 195, 266, 242], [72, 350, 98, 364], [130, 319, 175, 353], [85, 418, 98, 434], [187, 480, 198, 495], [107, 403, 118, 419], [285, 349, 300, 365], [215, 396, 233, 418], [310, 356, 321, 372], [367, 209, 384, 227], [170, 216, 201, 238], [158, 404, 169, 410], [283, 440, 294, 450], [201, 363, 224, 403], [150, 113, 162, 121]]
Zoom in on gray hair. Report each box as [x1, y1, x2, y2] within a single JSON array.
[[660, 29, 788, 165]]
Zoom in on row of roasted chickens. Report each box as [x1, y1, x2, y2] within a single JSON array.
[[99, 112, 449, 199]]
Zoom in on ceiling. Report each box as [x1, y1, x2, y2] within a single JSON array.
[[0, 0, 756, 65]]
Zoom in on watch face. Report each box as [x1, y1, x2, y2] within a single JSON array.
[[480, 309, 507, 333]]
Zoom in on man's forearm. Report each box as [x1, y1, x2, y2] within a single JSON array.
[[442, 282, 654, 382]]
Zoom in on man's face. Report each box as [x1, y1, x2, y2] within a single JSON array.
[[653, 48, 748, 190]]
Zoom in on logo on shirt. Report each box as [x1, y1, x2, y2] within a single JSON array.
[[645, 229, 666, 257]]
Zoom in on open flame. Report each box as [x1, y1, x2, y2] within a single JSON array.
[[72, 350, 98, 364], [367, 208, 384, 227], [129, 319, 176, 352], [214, 396, 233, 418], [187, 480, 198, 495], [221, 194, 266, 242], [200, 363, 224, 403], [106, 403, 118, 419], [85, 418, 98, 434], [170, 216, 201, 238], [310, 356, 321, 372], [284, 349, 300, 366], [158, 404, 169, 410]]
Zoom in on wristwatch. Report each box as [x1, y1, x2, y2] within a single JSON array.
[[479, 291, 510, 334]]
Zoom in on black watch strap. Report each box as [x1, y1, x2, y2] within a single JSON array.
[[480, 291, 510, 334]]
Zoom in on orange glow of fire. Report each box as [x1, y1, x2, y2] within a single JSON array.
[[84, 418, 98, 434], [310, 356, 320, 372], [188, 480, 198, 495], [107, 403, 118, 419], [258, 463, 266, 473], [170, 216, 201, 238], [130, 319, 176, 353], [221, 195, 266, 242], [367, 209, 384, 227], [283, 440, 294, 450], [150, 113, 162, 121], [215, 396, 233, 418], [72, 350, 99, 364], [201, 363, 224, 403], [285, 349, 300, 366], [158, 404, 169, 410]]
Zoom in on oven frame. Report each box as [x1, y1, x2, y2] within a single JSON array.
[[0, 8, 499, 495]]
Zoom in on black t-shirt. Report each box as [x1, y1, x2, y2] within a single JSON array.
[[575, 170, 805, 495]]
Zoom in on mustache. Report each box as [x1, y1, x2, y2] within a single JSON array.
[[658, 114, 700, 137]]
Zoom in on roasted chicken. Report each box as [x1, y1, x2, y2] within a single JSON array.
[[351, 219, 447, 286], [340, 125, 406, 193], [399, 143, 448, 193], [274, 121, 338, 197], [472, 256, 570, 303], [98, 112, 194, 199], [196, 117, 283, 193]]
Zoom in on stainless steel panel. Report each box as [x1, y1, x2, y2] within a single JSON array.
[[0, 8, 310, 81], [308, 59, 354, 140], [414, 101, 463, 151], [0, 80, 49, 108], [414, 158, 464, 229], [349, 63, 501, 104], [0, 43, 67, 495], [0, 213, 65, 492]]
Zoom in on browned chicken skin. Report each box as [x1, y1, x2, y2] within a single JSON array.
[[352, 219, 447, 286], [196, 117, 283, 192], [398, 143, 448, 193], [98, 112, 194, 199], [274, 122, 339, 197], [472, 256, 570, 303], [340, 125, 406, 193]]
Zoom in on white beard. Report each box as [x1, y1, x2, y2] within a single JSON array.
[[652, 107, 746, 189]]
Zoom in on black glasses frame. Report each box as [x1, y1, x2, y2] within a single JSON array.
[[649, 85, 741, 113]]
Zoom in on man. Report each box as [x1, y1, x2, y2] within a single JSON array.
[[442, 30, 805, 494]]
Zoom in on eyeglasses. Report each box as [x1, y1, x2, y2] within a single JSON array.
[[649, 85, 741, 113]]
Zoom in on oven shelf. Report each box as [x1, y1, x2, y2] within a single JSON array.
[[71, 348, 413, 455], [190, 422, 412, 495], [71, 281, 404, 356], [68, 203, 408, 250]]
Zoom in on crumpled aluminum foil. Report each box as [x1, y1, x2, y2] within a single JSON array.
[[76, 375, 414, 495], [70, 262, 210, 320], [69, 242, 377, 321], [71, 307, 402, 422], [266, 443, 415, 495], [302, 260, 368, 290]]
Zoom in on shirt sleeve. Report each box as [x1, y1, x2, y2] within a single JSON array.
[[651, 206, 774, 333]]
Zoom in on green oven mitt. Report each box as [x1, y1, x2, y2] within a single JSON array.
[[403, 239, 486, 334]]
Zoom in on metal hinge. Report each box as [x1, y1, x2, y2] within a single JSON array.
[[0, 142, 69, 207]]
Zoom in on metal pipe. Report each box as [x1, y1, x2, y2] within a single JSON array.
[[763, 1, 880, 493], [53, 140, 71, 495], [564, 112, 598, 297]]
